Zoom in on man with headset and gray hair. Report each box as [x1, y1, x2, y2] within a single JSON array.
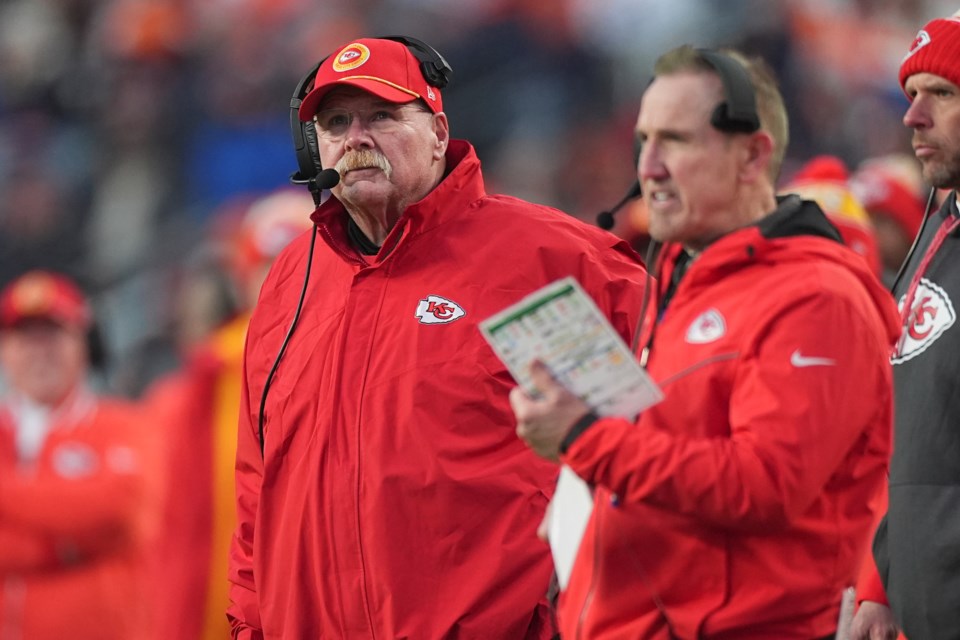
[[227, 36, 648, 639], [510, 45, 900, 638]]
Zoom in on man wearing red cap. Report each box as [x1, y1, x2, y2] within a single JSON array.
[[0, 270, 159, 640], [227, 37, 648, 639], [851, 10, 960, 640]]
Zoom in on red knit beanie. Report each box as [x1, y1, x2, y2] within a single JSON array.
[[899, 14, 960, 94]]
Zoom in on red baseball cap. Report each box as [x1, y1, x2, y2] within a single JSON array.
[[0, 271, 92, 330], [785, 156, 883, 277], [298, 38, 443, 121]]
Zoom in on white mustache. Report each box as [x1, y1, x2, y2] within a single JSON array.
[[335, 150, 392, 177]]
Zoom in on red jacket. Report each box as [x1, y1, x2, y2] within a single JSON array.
[[0, 391, 160, 640], [559, 198, 900, 639], [228, 140, 648, 639]]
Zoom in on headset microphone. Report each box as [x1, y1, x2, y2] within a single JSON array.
[[291, 167, 341, 205], [597, 181, 642, 230], [315, 168, 340, 190]]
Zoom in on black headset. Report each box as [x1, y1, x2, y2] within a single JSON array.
[[697, 48, 760, 134], [597, 47, 760, 231], [289, 35, 453, 204]]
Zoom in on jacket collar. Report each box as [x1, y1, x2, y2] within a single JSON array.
[[310, 140, 485, 261], [656, 196, 841, 284], [756, 194, 843, 243]]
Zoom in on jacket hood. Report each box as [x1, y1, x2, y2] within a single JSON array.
[[757, 196, 902, 348], [757, 194, 843, 243], [658, 195, 902, 348]]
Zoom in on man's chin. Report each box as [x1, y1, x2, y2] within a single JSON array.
[[338, 182, 394, 208], [923, 165, 958, 190]]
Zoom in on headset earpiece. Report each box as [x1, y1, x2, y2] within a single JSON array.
[[696, 48, 760, 134], [300, 112, 322, 179], [290, 60, 324, 194], [379, 35, 453, 89]]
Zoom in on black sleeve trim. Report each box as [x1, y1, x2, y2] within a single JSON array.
[[559, 411, 600, 455]]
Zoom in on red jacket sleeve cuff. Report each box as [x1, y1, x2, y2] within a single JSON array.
[[855, 552, 889, 606]]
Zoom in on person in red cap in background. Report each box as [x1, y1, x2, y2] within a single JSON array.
[[850, 9, 960, 640], [0, 270, 160, 640], [784, 154, 884, 279], [850, 153, 928, 287], [143, 187, 315, 640], [228, 36, 647, 639]]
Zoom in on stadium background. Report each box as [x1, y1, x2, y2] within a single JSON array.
[[0, 0, 948, 394]]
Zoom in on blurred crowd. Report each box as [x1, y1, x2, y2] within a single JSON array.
[[0, 0, 951, 392]]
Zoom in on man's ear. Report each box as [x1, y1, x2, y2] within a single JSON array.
[[432, 112, 450, 160], [738, 130, 774, 183]]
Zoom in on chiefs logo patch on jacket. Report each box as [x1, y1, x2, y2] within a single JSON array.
[[894, 278, 956, 364]]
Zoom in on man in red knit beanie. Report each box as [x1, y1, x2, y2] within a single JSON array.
[[852, 9, 960, 640]]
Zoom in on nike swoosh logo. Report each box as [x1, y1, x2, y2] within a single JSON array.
[[790, 350, 836, 368]]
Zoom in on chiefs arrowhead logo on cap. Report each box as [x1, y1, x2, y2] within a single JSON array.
[[333, 43, 371, 72], [11, 273, 60, 315], [903, 29, 931, 62]]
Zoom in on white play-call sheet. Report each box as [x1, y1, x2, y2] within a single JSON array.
[[480, 276, 663, 589]]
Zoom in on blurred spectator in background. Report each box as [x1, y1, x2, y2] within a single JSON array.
[[143, 187, 314, 640], [784, 154, 884, 278], [851, 153, 928, 286], [0, 117, 90, 286], [0, 270, 159, 640]]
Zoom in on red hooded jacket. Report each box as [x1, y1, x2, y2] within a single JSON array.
[[559, 197, 900, 639], [228, 140, 648, 639]]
